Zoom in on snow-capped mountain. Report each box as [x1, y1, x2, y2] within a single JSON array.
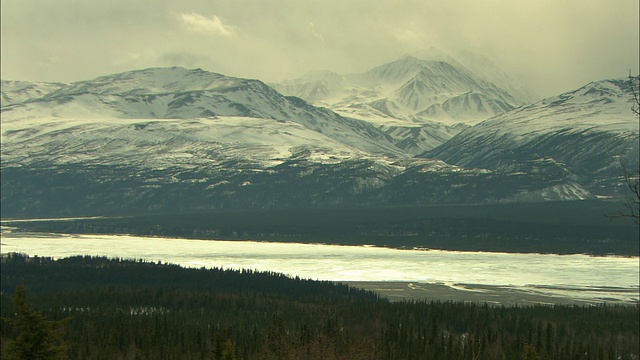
[[1, 80, 67, 106], [0, 66, 594, 217], [424, 77, 640, 196], [274, 50, 532, 122], [1, 67, 401, 156], [272, 50, 534, 154], [347, 55, 527, 122], [416, 91, 515, 122], [270, 70, 351, 103]]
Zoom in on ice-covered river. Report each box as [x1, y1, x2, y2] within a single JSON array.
[[1, 228, 638, 304]]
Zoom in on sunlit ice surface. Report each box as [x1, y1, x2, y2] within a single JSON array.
[[1, 229, 638, 304]]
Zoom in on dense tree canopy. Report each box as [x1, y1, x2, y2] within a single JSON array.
[[2, 284, 69, 360], [1, 253, 638, 359]]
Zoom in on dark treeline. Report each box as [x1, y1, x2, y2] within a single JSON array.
[[1, 253, 638, 359], [5, 201, 639, 256]]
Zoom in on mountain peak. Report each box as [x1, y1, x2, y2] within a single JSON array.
[[91, 66, 220, 81], [409, 47, 457, 63], [42, 67, 243, 98], [270, 70, 352, 102], [360, 55, 478, 88], [296, 70, 345, 83], [540, 77, 639, 109], [357, 56, 433, 86]]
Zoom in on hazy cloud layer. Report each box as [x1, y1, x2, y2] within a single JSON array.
[[1, 0, 638, 97]]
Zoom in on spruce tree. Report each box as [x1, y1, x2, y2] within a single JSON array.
[[2, 284, 69, 360]]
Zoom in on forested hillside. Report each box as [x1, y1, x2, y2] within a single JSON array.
[[1, 254, 638, 359], [6, 201, 638, 256]]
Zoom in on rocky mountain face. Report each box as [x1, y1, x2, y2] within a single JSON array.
[[1, 65, 637, 218]]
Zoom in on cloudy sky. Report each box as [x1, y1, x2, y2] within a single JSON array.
[[1, 0, 638, 98]]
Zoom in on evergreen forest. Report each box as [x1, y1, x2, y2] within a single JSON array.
[[5, 201, 639, 256], [1, 253, 638, 359]]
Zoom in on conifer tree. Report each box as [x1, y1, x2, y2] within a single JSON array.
[[2, 284, 69, 360]]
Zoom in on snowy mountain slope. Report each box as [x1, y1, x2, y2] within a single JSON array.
[[274, 53, 530, 124], [451, 50, 537, 104], [1, 67, 402, 156], [270, 70, 352, 103], [424, 77, 640, 195], [3, 109, 572, 216], [381, 57, 522, 120], [380, 122, 466, 154], [406, 48, 537, 104], [1, 67, 597, 217], [1, 80, 67, 106], [1, 113, 590, 216], [417, 91, 515, 123], [271, 52, 534, 153], [326, 102, 466, 154], [39, 67, 246, 97], [268, 70, 466, 152], [0, 116, 369, 170]]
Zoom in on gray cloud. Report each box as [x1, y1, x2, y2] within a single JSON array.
[[1, 0, 638, 97]]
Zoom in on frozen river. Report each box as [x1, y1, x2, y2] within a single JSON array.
[[1, 228, 638, 304]]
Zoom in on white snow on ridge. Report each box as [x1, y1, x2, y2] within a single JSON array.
[[1, 80, 67, 106], [0, 115, 370, 169], [274, 50, 531, 128], [474, 79, 639, 140], [44, 67, 236, 97], [269, 51, 536, 152], [1, 66, 408, 157], [3, 66, 637, 187], [510, 182, 594, 202]]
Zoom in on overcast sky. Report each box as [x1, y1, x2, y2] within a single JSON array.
[[1, 0, 638, 98]]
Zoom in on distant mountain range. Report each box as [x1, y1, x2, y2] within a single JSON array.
[[272, 48, 535, 122], [1, 54, 638, 218], [271, 49, 536, 154], [425, 78, 639, 197]]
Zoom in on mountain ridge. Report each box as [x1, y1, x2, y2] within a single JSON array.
[[273, 51, 532, 123], [1, 65, 637, 218], [423, 77, 640, 196], [1, 67, 404, 156], [270, 50, 535, 153]]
